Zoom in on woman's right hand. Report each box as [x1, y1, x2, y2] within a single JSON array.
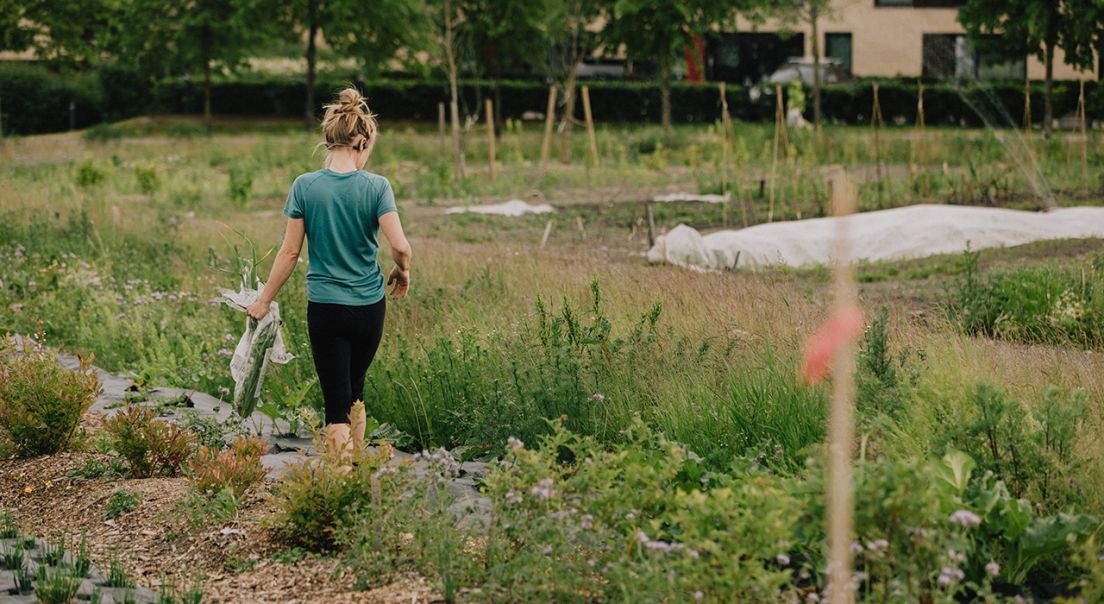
[[387, 265, 410, 299]]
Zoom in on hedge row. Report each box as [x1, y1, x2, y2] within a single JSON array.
[[1, 63, 1101, 135]]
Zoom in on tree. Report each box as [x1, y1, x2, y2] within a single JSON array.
[[113, 0, 275, 133], [542, 0, 607, 161], [959, 0, 1099, 137], [277, 0, 427, 132], [0, 0, 118, 66], [426, 0, 468, 178], [460, 0, 552, 133], [604, 0, 739, 131]]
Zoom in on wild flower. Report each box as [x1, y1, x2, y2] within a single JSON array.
[[865, 539, 888, 552], [948, 510, 981, 527], [542, 546, 552, 555], [15, 244, 25, 258], [636, 530, 683, 554], [776, 553, 790, 565], [505, 490, 522, 506], [625, 512, 635, 521], [530, 478, 555, 500], [693, 591, 704, 601], [688, 549, 700, 559], [216, 349, 233, 357], [937, 566, 965, 587], [506, 436, 524, 452], [985, 560, 1000, 577], [849, 541, 864, 554], [591, 393, 605, 403], [580, 514, 593, 529]]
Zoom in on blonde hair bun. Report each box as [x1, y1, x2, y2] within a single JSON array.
[[321, 87, 378, 148]]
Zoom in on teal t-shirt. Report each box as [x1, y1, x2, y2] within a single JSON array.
[[283, 169, 398, 305]]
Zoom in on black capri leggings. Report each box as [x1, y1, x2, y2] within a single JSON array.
[[307, 299, 386, 425]]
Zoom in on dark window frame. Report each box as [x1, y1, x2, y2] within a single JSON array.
[[824, 32, 853, 75]]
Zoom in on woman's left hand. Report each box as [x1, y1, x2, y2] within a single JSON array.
[[246, 299, 271, 321]]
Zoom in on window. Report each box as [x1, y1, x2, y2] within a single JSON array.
[[923, 34, 1025, 80], [706, 32, 804, 85], [825, 33, 852, 74]]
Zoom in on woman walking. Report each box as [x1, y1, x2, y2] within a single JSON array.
[[246, 88, 411, 455]]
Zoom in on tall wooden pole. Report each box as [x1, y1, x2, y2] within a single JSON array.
[[485, 98, 496, 181], [1078, 80, 1088, 190], [581, 86, 599, 168], [438, 102, 447, 159], [826, 168, 858, 604], [540, 85, 558, 171], [769, 84, 785, 222], [871, 83, 885, 207], [720, 82, 730, 227]]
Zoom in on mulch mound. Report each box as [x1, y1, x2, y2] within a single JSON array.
[[0, 450, 441, 603]]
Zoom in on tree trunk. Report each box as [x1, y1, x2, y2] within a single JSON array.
[[811, 7, 822, 129], [444, 0, 465, 179], [661, 55, 672, 131], [560, 69, 577, 163], [305, 0, 318, 132], [202, 26, 212, 135], [1043, 40, 1055, 139]]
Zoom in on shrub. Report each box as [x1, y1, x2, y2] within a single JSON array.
[[188, 435, 268, 498], [35, 566, 81, 604], [170, 487, 241, 532], [227, 164, 253, 206], [74, 160, 107, 188], [103, 404, 196, 477], [0, 336, 101, 456], [277, 437, 409, 552], [134, 162, 161, 194], [948, 252, 1104, 348]]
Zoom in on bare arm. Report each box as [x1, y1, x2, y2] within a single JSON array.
[[246, 218, 305, 319], [379, 211, 411, 299]]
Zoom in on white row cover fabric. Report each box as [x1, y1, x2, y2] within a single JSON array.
[[445, 200, 555, 216], [648, 204, 1104, 270]]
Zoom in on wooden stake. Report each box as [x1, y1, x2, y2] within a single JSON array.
[[540, 85, 557, 170], [485, 98, 496, 181], [645, 202, 656, 247], [581, 86, 599, 168], [540, 219, 554, 249], [449, 99, 466, 180], [438, 102, 446, 158], [575, 216, 586, 239], [769, 84, 785, 222], [1078, 80, 1088, 190], [720, 82, 731, 226], [826, 168, 858, 604], [871, 83, 885, 207]]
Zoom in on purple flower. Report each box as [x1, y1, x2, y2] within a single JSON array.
[[216, 348, 233, 357], [948, 510, 981, 528], [986, 561, 1000, 578], [849, 541, 864, 554], [776, 553, 790, 566], [587, 559, 596, 568], [543, 546, 552, 555], [866, 539, 888, 552], [693, 591, 704, 602], [530, 478, 555, 500], [507, 436, 524, 452], [580, 514, 594, 530], [591, 393, 605, 403]]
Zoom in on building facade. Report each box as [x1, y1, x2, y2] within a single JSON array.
[[711, 0, 1097, 85]]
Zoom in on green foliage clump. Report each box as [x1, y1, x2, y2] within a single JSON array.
[[74, 160, 107, 188], [0, 336, 101, 457], [939, 383, 1087, 509], [170, 487, 241, 533], [34, 566, 81, 604], [105, 489, 142, 520], [277, 439, 409, 552], [227, 164, 254, 207], [187, 435, 267, 498], [103, 404, 196, 477], [134, 162, 161, 194], [949, 251, 1104, 348], [856, 306, 917, 420]]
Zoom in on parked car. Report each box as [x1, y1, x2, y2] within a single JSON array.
[[765, 57, 851, 86]]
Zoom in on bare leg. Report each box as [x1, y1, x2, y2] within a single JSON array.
[[349, 400, 366, 450], [325, 423, 352, 464]]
